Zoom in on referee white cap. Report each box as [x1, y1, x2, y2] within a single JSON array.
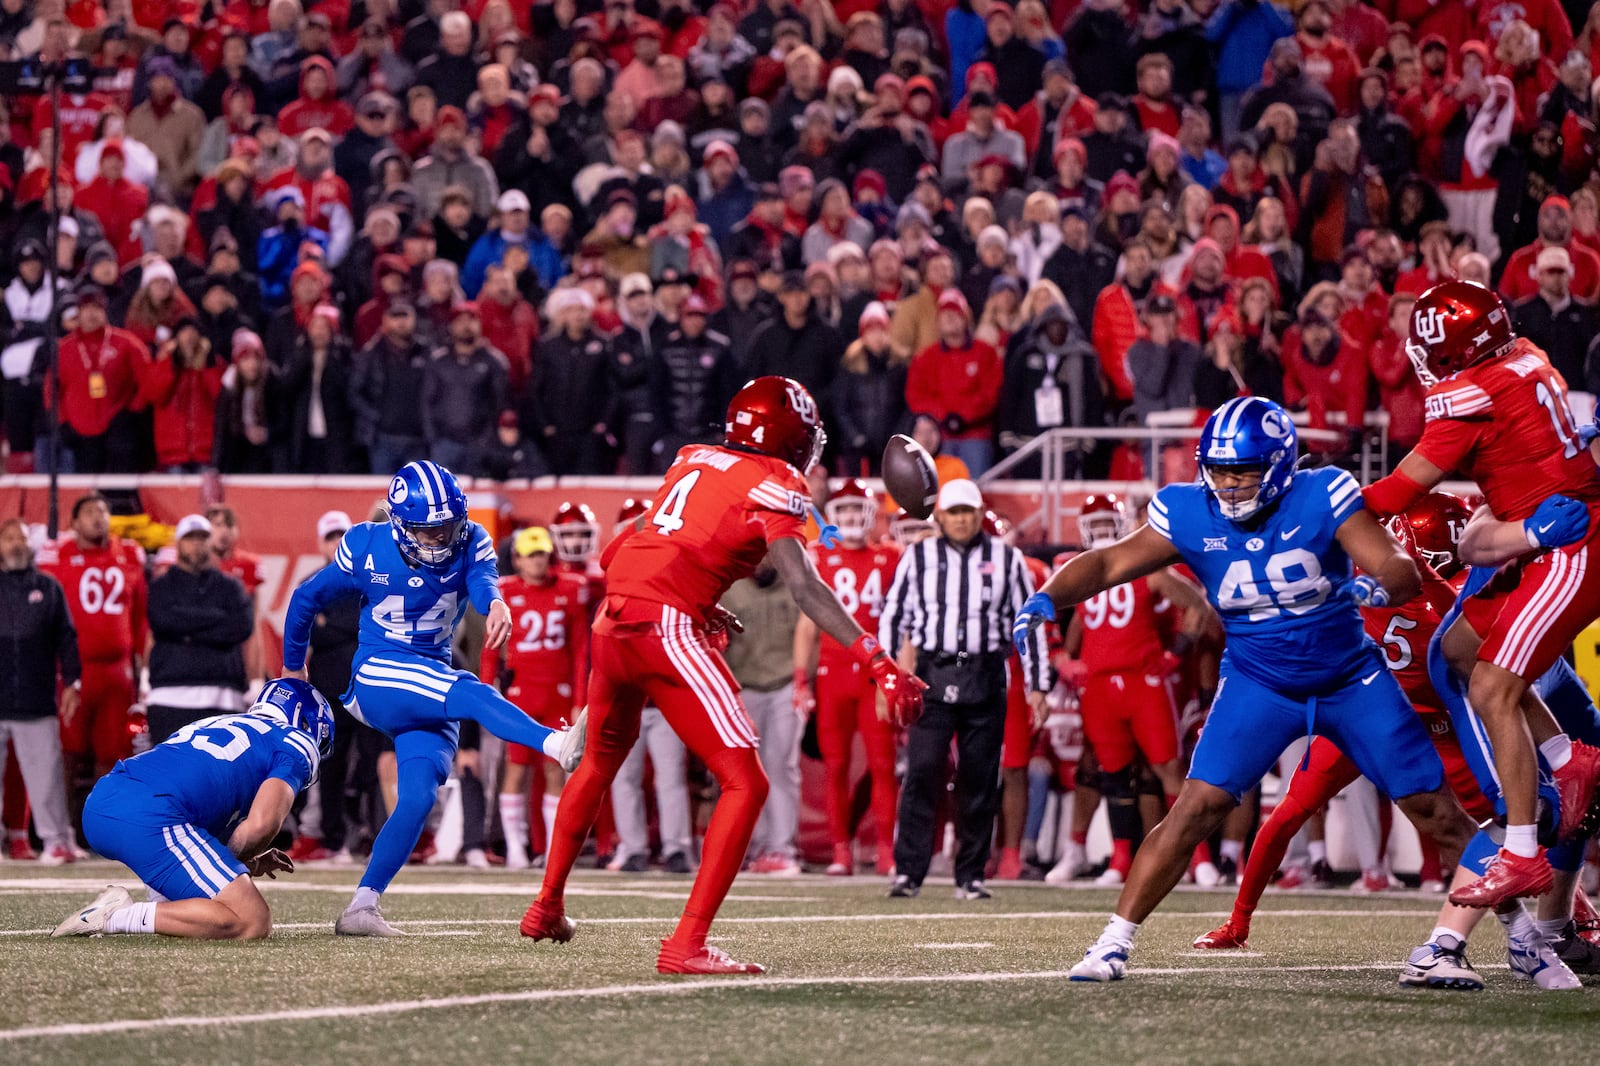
[[937, 479, 983, 512]]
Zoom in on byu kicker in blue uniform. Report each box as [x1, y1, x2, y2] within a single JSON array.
[[1014, 396, 1473, 983], [54, 678, 334, 940], [282, 461, 585, 936]]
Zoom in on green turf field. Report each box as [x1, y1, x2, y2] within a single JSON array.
[[2, 863, 1596, 1066]]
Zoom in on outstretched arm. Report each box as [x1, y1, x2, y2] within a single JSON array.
[[1362, 451, 1447, 518], [282, 564, 360, 674], [1038, 525, 1184, 610], [1458, 495, 1591, 566]]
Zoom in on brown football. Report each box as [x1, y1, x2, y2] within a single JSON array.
[[882, 434, 939, 520]]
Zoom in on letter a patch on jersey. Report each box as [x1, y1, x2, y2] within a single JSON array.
[[365, 554, 377, 571]]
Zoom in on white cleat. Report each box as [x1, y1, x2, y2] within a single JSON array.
[[1068, 940, 1129, 982], [464, 848, 490, 870], [1046, 843, 1088, 885], [335, 904, 407, 937], [52, 885, 133, 938], [1398, 934, 1484, 990], [1193, 861, 1222, 888], [1094, 866, 1125, 887], [1509, 934, 1582, 990], [558, 708, 588, 774]]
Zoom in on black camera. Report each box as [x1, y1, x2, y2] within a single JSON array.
[[0, 57, 94, 95]]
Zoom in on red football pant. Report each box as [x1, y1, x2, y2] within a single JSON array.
[[1080, 670, 1178, 773], [539, 599, 767, 949], [1001, 658, 1032, 771], [815, 659, 897, 849], [60, 661, 135, 767], [504, 680, 574, 766], [1229, 716, 1494, 926], [1473, 538, 1600, 681]]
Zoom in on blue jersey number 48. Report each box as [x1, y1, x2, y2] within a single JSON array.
[[1215, 549, 1330, 621]]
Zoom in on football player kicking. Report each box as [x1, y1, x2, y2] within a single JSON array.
[[521, 376, 926, 975], [1014, 396, 1477, 982], [1363, 280, 1600, 908], [282, 461, 587, 936], [53, 679, 332, 940]]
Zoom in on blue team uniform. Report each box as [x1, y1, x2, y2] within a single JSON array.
[[1146, 465, 1445, 802], [82, 715, 320, 900], [283, 500, 560, 894], [1426, 565, 1600, 872]]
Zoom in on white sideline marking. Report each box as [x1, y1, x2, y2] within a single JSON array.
[[5, 908, 1442, 938], [0, 963, 1467, 1042], [1181, 950, 1262, 958], [0, 879, 813, 903], [914, 942, 993, 950]]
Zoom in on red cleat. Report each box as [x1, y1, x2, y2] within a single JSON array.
[[8, 835, 36, 861], [1192, 919, 1250, 950], [520, 899, 576, 943], [656, 939, 766, 975], [875, 845, 894, 877], [1573, 887, 1600, 948], [408, 830, 436, 865], [288, 836, 332, 862], [1553, 741, 1600, 841], [1448, 848, 1554, 908], [996, 848, 1023, 881]]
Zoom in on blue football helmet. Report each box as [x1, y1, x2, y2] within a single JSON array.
[[387, 461, 471, 567], [251, 678, 335, 759], [1195, 397, 1298, 522]]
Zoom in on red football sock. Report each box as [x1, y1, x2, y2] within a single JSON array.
[[668, 747, 768, 950], [1110, 838, 1133, 875], [1233, 787, 1318, 925], [1418, 836, 1442, 885], [1071, 830, 1088, 846]]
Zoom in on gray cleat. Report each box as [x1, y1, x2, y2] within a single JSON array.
[[558, 707, 588, 773], [335, 903, 407, 937]]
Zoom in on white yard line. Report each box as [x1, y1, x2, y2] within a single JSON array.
[[3, 908, 1443, 938], [914, 942, 994, 950], [0, 962, 1482, 1043]]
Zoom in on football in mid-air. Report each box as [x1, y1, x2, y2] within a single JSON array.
[[882, 434, 939, 520]]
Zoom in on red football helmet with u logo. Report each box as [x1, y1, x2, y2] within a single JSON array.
[[1385, 491, 1473, 578], [1406, 280, 1515, 387], [724, 376, 826, 473]]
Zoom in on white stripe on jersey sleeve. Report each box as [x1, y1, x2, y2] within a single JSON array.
[[335, 533, 355, 574], [283, 731, 322, 784], [1146, 495, 1173, 540], [748, 481, 792, 511], [1327, 470, 1362, 520]]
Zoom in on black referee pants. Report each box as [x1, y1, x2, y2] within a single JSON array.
[[893, 697, 1006, 887]]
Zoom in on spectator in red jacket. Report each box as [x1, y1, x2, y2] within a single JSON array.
[[74, 140, 148, 252], [478, 264, 538, 397], [1479, 0, 1573, 64], [1500, 193, 1600, 304], [142, 318, 225, 472], [1493, 19, 1557, 136], [1091, 237, 1171, 403], [1395, 219, 1456, 295], [905, 287, 1002, 475], [279, 57, 355, 139], [1174, 238, 1235, 347], [1280, 304, 1367, 454], [1334, 244, 1388, 344], [53, 288, 151, 473], [1293, 0, 1361, 114], [1133, 54, 1181, 137], [1367, 292, 1424, 450]]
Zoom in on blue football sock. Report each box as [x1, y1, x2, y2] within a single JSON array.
[[360, 755, 448, 893], [446, 676, 558, 752]]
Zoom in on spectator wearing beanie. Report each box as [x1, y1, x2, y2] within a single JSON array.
[[352, 300, 431, 473], [998, 296, 1102, 476], [942, 91, 1026, 190], [906, 287, 1002, 475], [650, 187, 726, 308], [212, 330, 280, 473], [196, 157, 262, 271], [1280, 305, 1367, 456], [839, 75, 936, 202], [711, 259, 778, 371], [1126, 292, 1200, 423], [257, 189, 330, 310], [1063, 0, 1139, 100], [126, 57, 206, 199], [801, 179, 875, 266], [75, 140, 147, 252], [281, 303, 357, 474], [746, 270, 844, 397], [655, 293, 741, 465], [1040, 205, 1117, 332], [1240, 39, 1335, 159], [142, 318, 225, 472], [833, 300, 907, 474], [1081, 95, 1146, 186], [412, 106, 499, 220], [890, 247, 956, 361], [523, 288, 614, 475]]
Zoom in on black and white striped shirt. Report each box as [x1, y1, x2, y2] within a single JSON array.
[[879, 532, 1051, 693]]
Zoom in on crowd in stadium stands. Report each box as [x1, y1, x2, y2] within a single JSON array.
[[4, 0, 1600, 482], [3, 0, 1600, 878]]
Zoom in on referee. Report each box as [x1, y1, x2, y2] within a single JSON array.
[[879, 479, 1051, 899]]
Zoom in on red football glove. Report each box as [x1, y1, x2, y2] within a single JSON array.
[[704, 605, 744, 653], [868, 653, 927, 727], [1158, 650, 1182, 677], [1056, 657, 1089, 687]]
